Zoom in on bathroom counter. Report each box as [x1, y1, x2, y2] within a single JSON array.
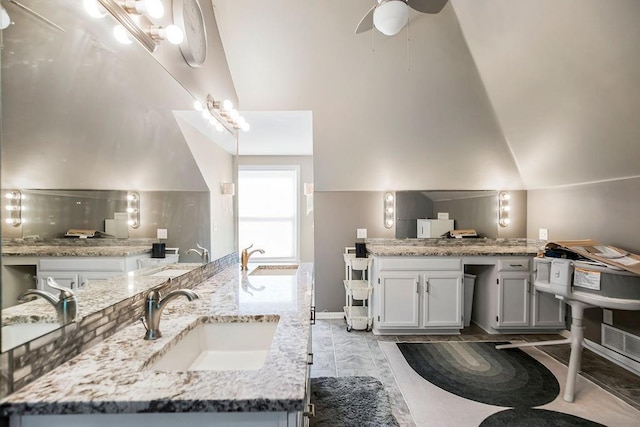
[[0, 263, 314, 417], [365, 238, 542, 257], [1, 245, 151, 257]]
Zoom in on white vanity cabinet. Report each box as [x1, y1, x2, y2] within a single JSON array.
[[372, 257, 463, 333], [38, 254, 149, 291], [474, 257, 565, 332]]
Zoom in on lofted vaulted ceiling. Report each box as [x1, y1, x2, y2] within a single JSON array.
[[213, 0, 640, 191]]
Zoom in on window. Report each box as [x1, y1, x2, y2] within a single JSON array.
[[238, 166, 299, 261]]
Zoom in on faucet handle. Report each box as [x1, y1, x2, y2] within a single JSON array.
[[242, 243, 254, 253], [46, 277, 76, 299]]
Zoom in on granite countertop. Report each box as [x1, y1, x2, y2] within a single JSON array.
[[365, 238, 544, 257], [0, 263, 314, 416], [1, 263, 203, 326], [2, 245, 152, 257]]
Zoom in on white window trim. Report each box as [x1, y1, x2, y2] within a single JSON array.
[[238, 165, 301, 263]]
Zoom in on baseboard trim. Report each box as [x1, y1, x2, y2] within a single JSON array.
[[584, 338, 640, 376], [315, 311, 344, 320]]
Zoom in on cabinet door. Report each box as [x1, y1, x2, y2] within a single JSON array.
[[378, 273, 420, 328], [38, 273, 78, 292], [497, 272, 530, 328], [421, 272, 463, 328], [532, 289, 566, 327], [78, 272, 118, 289]]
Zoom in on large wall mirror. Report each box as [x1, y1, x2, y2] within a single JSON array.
[[1, 0, 236, 353], [395, 190, 527, 239]]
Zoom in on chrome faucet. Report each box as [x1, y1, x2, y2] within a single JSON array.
[[141, 288, 199, 340], [186, 243, 210, 264], [18, 277, 78, 324], [241, 244, 265, 270]]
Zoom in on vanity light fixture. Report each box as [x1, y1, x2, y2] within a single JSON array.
[[383, 192, 395, 229], [96, 0, 183, 52], [127, 192, 140, 229], [220, 182, 235, 196], [4, 190, 22, 227], [203, 95, 251, 132], [498, 191, 510, 227]]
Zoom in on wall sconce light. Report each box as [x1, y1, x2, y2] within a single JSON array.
[[206, 95, 250, 132], [498, 191, 511, 227], [383, 192, 395, 229], [303, 183, 314, 196], [94, 0, 183, 52], [220, 182, 235, 196], [127, 192, 140, 228], [4, 190, 22, 227]]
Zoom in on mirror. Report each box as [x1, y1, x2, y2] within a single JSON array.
[[395, 190, 527, 239], [1, 0, 236, 352]]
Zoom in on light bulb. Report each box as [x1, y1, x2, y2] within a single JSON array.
[[128, 219, 135, 226], [215, 122, 225, 132], [83, 0, 107, 18], [127, 194, 137, 201], [501, 206, 511, 212], [500, 192, 511, 201], [5, 192, 14, 199], [193, 100, 203, 111], [0, 5, 10, 30], [229, 109, 240, 121], [240, 122, 250, 132], [5, 205, 14, 211], [164, 25, 183, 44], [222, 100, 233, 112], [113, 25, 133, 45], [386, 207, 394, 214], [236, 116, 247, 126], [385, 219, 394, 227], [5, 218, 14, 225], [125, 0, 164, 19], [385, 193, 394, 202], [202, 110, 212, 120], [373, 1, 409, 36], [143, 0, 164, 19]]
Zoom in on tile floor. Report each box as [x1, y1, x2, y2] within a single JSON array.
[[311, 319, 640, 426]]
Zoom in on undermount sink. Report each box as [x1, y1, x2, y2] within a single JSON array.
[[1, 322, 61, 352], [146, 316, 279, 372], [149, 269, 192, 278], [249, 265, 299, 276]]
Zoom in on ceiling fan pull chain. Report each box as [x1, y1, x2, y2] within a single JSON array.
[[371, 19, 376, 52], [406, 13, 411, 71]]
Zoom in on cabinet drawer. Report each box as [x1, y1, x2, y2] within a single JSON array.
[[376, 257, 462, 271], [39, 257, 126, 272], [498, 258, 530, 271]]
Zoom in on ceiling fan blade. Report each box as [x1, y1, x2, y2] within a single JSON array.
[[405, 0, 448, 14], [354, 6, 376, 34]]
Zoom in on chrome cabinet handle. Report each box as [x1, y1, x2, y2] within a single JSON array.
[[307, 352, 314, 365]]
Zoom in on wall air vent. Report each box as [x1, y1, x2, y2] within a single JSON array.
[[602, 324, 640, 363]]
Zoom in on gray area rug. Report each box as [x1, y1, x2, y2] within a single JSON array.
[[310, 376, 399, 427], [480, 408, 605, 426], [397, 341, 560, 407]]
